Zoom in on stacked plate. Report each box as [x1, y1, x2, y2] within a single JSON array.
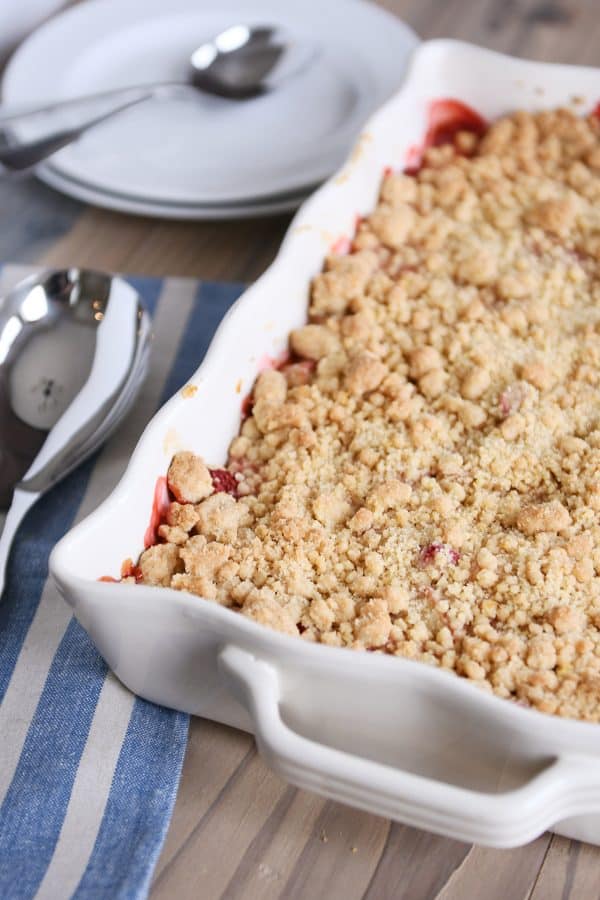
[[0, 0, 66, 65], [1, 0, 418, 219]]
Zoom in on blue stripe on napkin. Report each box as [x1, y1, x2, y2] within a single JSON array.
[[0, 621, 107, 896], [159, 280, 244, 403], [73, 700, 189, 900], [0, 273, 244, 899]]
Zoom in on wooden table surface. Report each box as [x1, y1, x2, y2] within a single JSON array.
[[5, 1, 600, 897]]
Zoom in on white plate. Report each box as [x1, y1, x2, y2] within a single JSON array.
[[0, 0, 65, 65], [2, 0, 418, 210], [38, 165, 313, 220]]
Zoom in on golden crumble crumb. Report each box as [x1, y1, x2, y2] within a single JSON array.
[[516, 501, 571, 536], [166, 501, 200, 532], [136, 105, 600, 723], [310, 250, 379, 315], [138, 543, 182, 587], [367, 480, 412, 513], [290, 324, 341, 360], [369, 204, 415, 249], [242, 591, 298, 636], [419, 368, 448, 399], [195, 493, 246, 542], [409, 346, 442, 379], [157, 524, 189, 545], [253, 369, 287, 406], [354, 598, 392, 647], [526, 196, 576, 238], [461, 367, 490, 400], [344, 353, 387, 396], [547, 605, 584, 635], [520, 361, 554, 391], [167, 451, 213, 504], [348, 507, 374, 534]]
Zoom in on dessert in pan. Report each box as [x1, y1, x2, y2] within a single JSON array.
[[127, 103, 600, 722]]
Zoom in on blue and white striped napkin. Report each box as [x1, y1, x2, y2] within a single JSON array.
[[0, 265, 244, 899]]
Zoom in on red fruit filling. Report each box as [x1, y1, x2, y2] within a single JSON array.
[[404, 98, 487, 174], [425, 99, 487, 149], [419, 542, 460, 567], [210, 468, 239, 497], [499, 382, 525, 417], [144, 476, 170, 548], [121, 559, 143, 582], [331, 235, 351, 256]]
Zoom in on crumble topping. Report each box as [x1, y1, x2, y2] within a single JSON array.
[[167, 451, 213, 503], [136, 106, 600, 722]]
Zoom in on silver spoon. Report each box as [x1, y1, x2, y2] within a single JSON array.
[[0, 25, 317, 173], [0, 269, 151, 596]]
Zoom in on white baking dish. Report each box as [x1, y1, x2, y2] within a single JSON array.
[[50, 40, 600, 848]]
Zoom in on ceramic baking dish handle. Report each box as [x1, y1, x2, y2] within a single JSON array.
[[219, 645, 600, 848]]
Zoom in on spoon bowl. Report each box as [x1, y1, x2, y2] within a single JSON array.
[[190, 25, 316, 99], [0, 268, 151, 595], [0, 269, 109, 506]]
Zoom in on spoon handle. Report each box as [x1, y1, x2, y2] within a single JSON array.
[[0, 84, 180, 123], [0, 489, 39, 599], [0, 91, 156, 173]]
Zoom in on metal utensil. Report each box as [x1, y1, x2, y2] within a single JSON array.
[[0, 268, 151, 596], [0, 25, 317, 173]]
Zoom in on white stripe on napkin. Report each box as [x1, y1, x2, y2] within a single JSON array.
[[0, 581, 72, 801], [34, 673, 135, 900], [0, 277, 196, 814]]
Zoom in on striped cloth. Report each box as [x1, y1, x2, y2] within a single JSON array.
[[0, 265, 244, 899]]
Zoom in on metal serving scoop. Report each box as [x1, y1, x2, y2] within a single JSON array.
[[0, 269, 151, 596], [0, 25, 317, 172]]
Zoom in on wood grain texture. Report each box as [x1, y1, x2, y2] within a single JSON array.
[[40, 208, 290, 282], [528, 835, 600, 900], [2, 0, 599, 897]]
